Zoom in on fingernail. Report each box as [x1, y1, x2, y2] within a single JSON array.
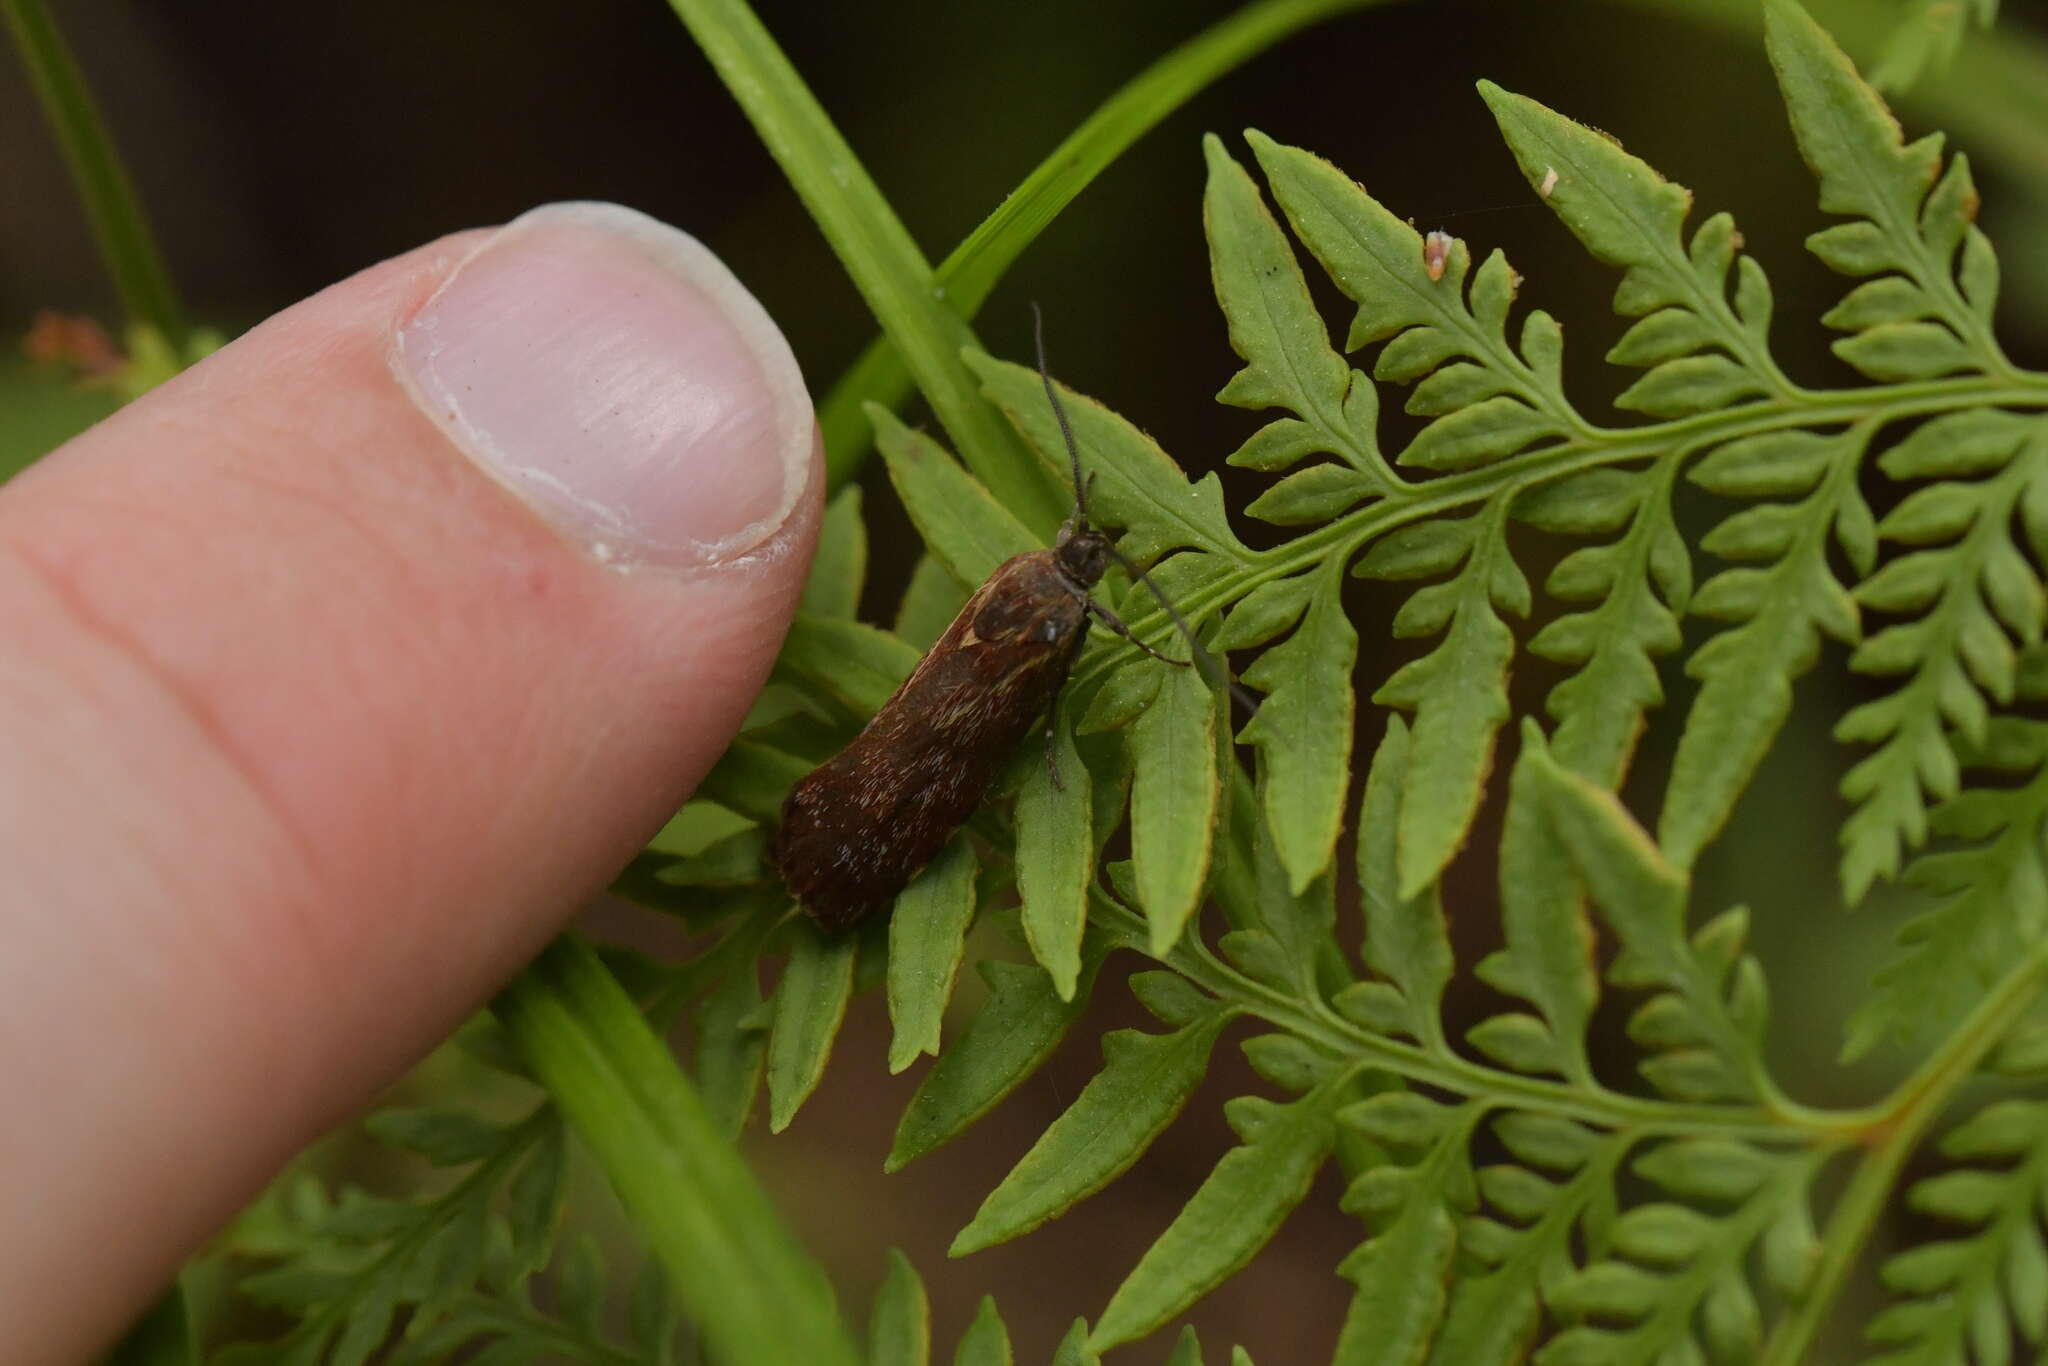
[[394, 202, 811, 569]]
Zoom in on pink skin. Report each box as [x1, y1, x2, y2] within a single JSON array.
[[0, 216, 821, 1363]]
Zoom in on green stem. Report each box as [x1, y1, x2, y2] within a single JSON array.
[[1, 0, 187, 349], [1757, 937, 2048, 1365], [494, 936, 862, 1366], [659, 0, 1064, 534], [813, 0, 1379, 491], [1086, 888, 1832, 1142], [1067, 377, 2048, 697]]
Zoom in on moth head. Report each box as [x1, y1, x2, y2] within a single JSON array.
[[1054, 521, 1111, 590]]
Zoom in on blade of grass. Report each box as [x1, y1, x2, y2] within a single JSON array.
[[494, 936, 862, 1366], [660, 0, 1066, 534], [814, 0, 1377, 490], [2, 0, 188, 351]]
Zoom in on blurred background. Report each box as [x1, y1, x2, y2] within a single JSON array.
[[6, 0, 2048, 1360]]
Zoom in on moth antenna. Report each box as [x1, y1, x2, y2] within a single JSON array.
[[1031, 302, 1088, 525], [1105, 543, 1262, 720], [1033, 305, 1256, 720]]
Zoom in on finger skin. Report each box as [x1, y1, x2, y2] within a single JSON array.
[[0, 229, 820, 1362]]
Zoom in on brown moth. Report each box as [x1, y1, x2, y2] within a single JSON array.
[[771, 312, 1184, 928]]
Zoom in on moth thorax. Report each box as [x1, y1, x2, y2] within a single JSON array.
[[1054, 524, 1111, 590]]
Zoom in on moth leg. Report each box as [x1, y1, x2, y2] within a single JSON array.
[[1086, 598, 1189, 667]]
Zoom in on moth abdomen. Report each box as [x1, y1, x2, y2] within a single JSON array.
[[770, 548, 1093, 927]]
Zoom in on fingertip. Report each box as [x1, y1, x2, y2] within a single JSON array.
[[0, 206, 822, 1362]]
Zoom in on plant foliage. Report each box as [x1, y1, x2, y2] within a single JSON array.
[[30, 0, 2048, 1362]]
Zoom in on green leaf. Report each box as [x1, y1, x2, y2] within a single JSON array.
[[1838, 415, 2047, 902], [1615, 354, 1770, 418], [1526, 737, 1765, 1101], [889, 952, 1102, 1171], [1130, 659, 1221, 954], [1540, 488, 1688, 786], [1017, 718, 1094, 1000], [1372, 506, 1521, 898], [657, 825, 773, 890], [1212, 575, 1315, 652], [629, 1254, 686, 1362], [1845, 726, 2048, 1060], [1869, 0, 1998, 93], [1547, 1146, 1817, 1365], [1355, 717, 1454, 1045], [1203, 133, 1384, 483], [1243, 461, 1379, 524], [951, 1007, 1232, 1256], [1078, 658, 1166, 733], [803, 486, 868, 618], [868, 1250, 930, 1366], [700, 739, 815, 823], [887, 839, 979, 1073], [1091, 1079, 1348, 1350], [896, 554, 971, 651], [1051, 1319, 1099, 1366], [953, 1297, 1012, 1366], [1484, 81, 1790, 403], [872, 404, 1040, 587], [1476, 726, 1597, 1085], [778, 613, 921, 718], [1765, 0, 2007, 376], [1770, 0, 1942, 246], [1245, 131, 1572, 475], [1331, 1104, 1483, 1366], [1427, 1134, 1626, 1366], [662, 0, 1063, 532], [1663, 425, 1867, 869], [1238, 571, 1356, 891], [968, 352, 1249, 567], [1833, 320, 1976, 380], [767, 922, 858, 1131], [1400, 395, 1558, 471]]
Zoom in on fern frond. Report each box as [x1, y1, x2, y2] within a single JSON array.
[[1662, 425, 1872, 869], [1546, 1142, 1824, 1365], [1245, 131, 1581, 473], [1515, 462, 1688, 785], [1481, 81, 1792, 412], [1203, 132, 1389, 502], [1336, 715, 1453, 1051], [1359, 502, 1525, 898], [1425, 1119, 1628, 1366], [1838, 413, 2048, 900], [1847, 716, 2048, 1059], [1771, 0, 2010, 382], [1331, 1098, 1482, 1364], [888, 948, 1106, 1172], [766, 919, 858, 1131], [1235, 567, 1358, 893], [949, 996, 1235, 1257], [1865, 1098, 2048, 1364], [213, 1109, 565, 1366], [389, 1238, 684, 1366], [1090, 1069, 1356, 1352], [1869, 0, 2000, 93]]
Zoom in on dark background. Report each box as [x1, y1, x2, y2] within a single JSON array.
[[6, 0, 2048, 1360]]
